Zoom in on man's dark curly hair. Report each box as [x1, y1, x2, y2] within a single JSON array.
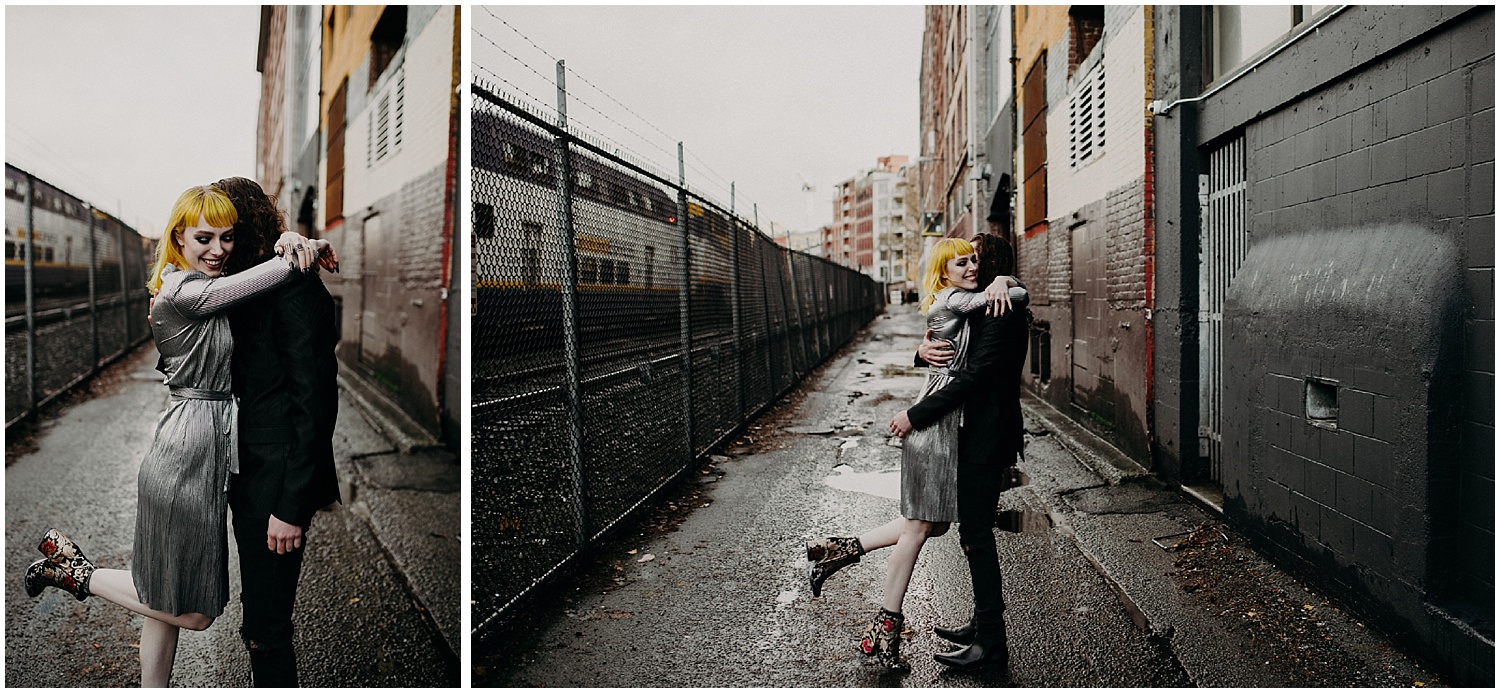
[[972, 233, 1015, 284], [215, 177, 286, 275]]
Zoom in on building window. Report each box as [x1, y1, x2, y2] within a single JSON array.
[[474, 203, 495, 239], [1069, 62, 1105, 166], [1068, 6, 1105, 78], [369, 5, 407, 90], [1021, 54, 1048, 232], [1205, 5, 1328, 82]]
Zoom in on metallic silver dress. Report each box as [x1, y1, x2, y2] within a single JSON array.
[[135, 259, 300, 617], [900, 285, 1028, 522]]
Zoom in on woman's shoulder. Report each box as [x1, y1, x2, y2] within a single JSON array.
[[158, 265, 209, 294]]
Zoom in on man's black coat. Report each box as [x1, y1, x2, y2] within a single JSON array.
[[228, 272, 342, 526], [906, 304, 1030, 466]]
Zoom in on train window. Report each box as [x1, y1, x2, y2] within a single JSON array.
[[522, 222, 541, 285], [643, 246, 655, 287], [580, 257, 598, 284], [615, 260, 630, 285], [43, 247, 54, 263], [474, 203, 496, 239], [598, 258, 615, 284], [5, 241, 15, 260]]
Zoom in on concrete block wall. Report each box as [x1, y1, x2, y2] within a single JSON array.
[[1188, 5, 1493, 685]]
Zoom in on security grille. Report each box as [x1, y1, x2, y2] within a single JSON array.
[[1198, 135, 1246, 483], [470, 80, 883, 633]]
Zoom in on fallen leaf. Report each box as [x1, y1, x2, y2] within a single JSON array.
[[637, 553, 655, 563], [350, 597, 361, 604], [626, 549, 638, 555]]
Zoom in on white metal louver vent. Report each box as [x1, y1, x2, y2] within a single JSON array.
[[1069, 61, 1105, 166], [368, 68, 405, 167]]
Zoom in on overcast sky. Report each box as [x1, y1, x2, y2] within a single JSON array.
[[474, 5, 923, 233], [5, 6, 261, 238]]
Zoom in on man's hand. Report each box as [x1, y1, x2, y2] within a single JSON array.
[[890, 410, 915, 437], [266, 514, 304, 555], [917, 329, 955, 367]]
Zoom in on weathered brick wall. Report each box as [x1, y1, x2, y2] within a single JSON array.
[[1105, 177, 1147, 308]]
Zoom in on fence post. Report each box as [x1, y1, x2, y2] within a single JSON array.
[[677, 143, 695, 459], [87, 207, 99, 371], [24, 175, 37, 417], [729, 183, 743, 421], [117, 216, 128, 346], [552, 60, 591, 547], [782, 225, 808, 377]]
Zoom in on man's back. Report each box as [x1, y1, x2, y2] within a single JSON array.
[[227, 272, 341, 525]]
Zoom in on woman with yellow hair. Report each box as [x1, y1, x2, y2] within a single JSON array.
[[805, 237, 1026, 668], [21, 184, 333, 686]]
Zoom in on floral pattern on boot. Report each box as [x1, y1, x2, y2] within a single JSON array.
[[858, 608, 906, 669], [806, 536, 864, 598]]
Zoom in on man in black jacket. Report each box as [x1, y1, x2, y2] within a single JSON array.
[[219, 177, 342, 687], [892, 233, 1029, 673]]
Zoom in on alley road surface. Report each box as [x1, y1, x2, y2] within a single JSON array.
[[481, 303, 1438, 687], [6, 345, 458, 687]]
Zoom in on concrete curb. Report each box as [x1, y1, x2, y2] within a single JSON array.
[[1020, 390, 1150, 484], [336, 360, 443, 453]]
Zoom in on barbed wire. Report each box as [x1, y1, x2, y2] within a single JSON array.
[[473, 12, 779, 229]]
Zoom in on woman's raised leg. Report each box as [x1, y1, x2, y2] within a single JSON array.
[[87, 569, 215, 631], [878, 518, 943, 612]]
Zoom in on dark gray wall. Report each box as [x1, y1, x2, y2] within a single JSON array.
[[1155, 5, 1494, 685]]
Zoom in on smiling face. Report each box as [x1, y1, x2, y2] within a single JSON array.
[[944, 251, 980, 290], [176, 214, 234, 276]]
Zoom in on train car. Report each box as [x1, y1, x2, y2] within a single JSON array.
[[471, 109, 739, 369], [4, 165, 125, 307]]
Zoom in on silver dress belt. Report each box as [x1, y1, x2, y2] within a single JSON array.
[[166, 386, 239, 489]]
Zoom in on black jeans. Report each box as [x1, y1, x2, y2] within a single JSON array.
[[955, 444, 1012, 644], [232, 512, 307, 688]]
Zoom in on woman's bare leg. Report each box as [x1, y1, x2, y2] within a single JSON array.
[[139, 618, 179, 688], [879, 519, 935, 613], [856, 517, 906, 553], [87, 569, 215, 631]]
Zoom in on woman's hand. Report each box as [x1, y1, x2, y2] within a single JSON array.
[[274, 231, 319, 272], [313, 239, 339, 273], [890, 410, 915, 438], [985, 275, 1018, 316]]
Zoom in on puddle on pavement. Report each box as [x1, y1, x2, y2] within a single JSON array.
[[823, 465, 900, 500]]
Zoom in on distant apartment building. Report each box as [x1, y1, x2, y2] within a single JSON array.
[[257, 5, 462, 445], [831, 156, 912, 294]]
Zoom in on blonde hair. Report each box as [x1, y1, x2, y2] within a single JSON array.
[[919, 237, 976, 314], [147, 185, 238, 294]]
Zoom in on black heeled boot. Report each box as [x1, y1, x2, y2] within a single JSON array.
[[858, 608, 907, 669], [806, 536, 864, 598], [934, 620, 976, 645], [24, 557, 94, 601], [26, 529, 95, 601]]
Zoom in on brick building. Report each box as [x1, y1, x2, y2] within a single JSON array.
[[1152, 6, 1493, 684], [257, 5, 462, 445], [1013, 5, 1154, 460]]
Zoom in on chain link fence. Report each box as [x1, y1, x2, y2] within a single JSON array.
[[5, 164, 151, 428], [471, 81, 882, 633]]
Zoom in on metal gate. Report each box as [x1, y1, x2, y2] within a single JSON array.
[[1198, 135, 1246, 483]]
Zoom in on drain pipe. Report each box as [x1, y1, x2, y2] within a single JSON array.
[[1149, 5, 1349, 116]]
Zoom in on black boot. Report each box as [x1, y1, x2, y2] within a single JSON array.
[[24, 557, 93, 601], [934, 621, 976, 645], [858, 608, 907, 669], [934, 636, 1009, 672], [806, 536, 864, 598]]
